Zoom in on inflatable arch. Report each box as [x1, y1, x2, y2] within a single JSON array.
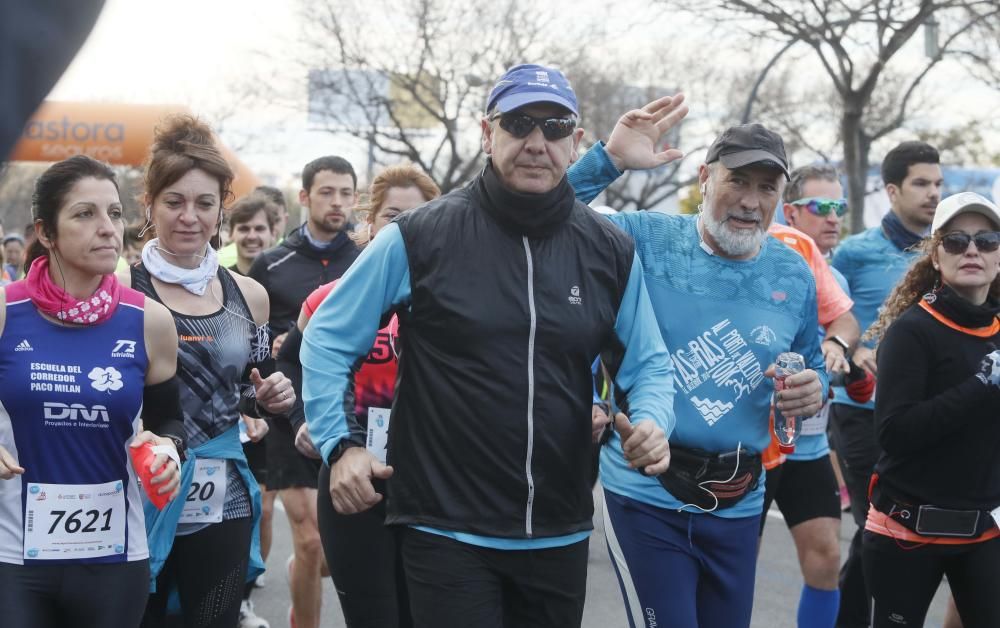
[[10, 101, 260, 200]]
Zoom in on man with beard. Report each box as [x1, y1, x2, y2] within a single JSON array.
[[569, 113, 827, 628], [249, 156, 360, 628]]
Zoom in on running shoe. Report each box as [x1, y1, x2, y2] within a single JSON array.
[[239, 599, 270, 628], [253, 573, 267, 588]]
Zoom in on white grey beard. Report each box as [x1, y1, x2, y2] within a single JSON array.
[[702, 208, 766, 257]]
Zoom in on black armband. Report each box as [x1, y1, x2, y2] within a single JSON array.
[[143, 376, 187, 461]]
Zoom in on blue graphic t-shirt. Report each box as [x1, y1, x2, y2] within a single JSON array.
[[598, 213, 826, 517], [568, 145, 827, 518], [831, 226, 921, 408]]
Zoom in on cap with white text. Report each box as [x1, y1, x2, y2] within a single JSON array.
[[486, 64, 578, 116]]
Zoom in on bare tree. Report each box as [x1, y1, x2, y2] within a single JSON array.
[[294, 0, 610, 193], [656, 0, 1000, 233], [566, 58, 698, 212], [0, 163, 47, 235]]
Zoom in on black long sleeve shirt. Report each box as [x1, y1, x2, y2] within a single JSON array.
[[874, 289, 1000, 511]]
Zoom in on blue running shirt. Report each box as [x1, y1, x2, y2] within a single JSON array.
[[569, 146, 827, 518], [831, 226, 921, 408], [0, 281, 149, 564]]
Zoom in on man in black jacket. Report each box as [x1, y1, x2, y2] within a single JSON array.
[[248, 156, 359, 628], [302, 64, 676, 628]]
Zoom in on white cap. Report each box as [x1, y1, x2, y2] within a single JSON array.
[[932, 192, 1000, 234]]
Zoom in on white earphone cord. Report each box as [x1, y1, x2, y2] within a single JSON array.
[[677, 441, 743, 514]]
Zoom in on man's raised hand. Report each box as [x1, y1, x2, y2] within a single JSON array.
[[605, 94, 689, 172]]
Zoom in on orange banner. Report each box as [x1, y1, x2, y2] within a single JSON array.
[[10, 101, 260, 201]]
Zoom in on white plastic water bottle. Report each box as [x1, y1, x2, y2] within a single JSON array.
[[773, 352, 806, 453]]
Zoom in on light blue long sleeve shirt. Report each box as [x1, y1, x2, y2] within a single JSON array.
[[302, 220, 674, 546]]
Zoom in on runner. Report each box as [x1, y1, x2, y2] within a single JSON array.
[[762, 222, 860, 628], [227, 194, 282, 628], [248, 155, 360, 628], [569, 104, 827, 628], [124, 115, 295, 628], [282, 163, 440, 628], [862, 192, 1000, 628], [831, 141, 943, 627], [0, 155, 183, 628], [3, 234, 26, 280], [302, 64, 673, 628]]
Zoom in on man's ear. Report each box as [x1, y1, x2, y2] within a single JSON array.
[[782, 204, 796, 226], [697, 163, 710, 188], [885, 183, 899, 205], [568, 127, 585, 164], [481, 117, 494, 156], [298, 188, 309, 207]]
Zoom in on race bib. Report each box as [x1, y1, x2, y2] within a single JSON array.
[[367, 407, 390, 465], [23, 480, 127, 561], [180, 458, 227, 524], [800, 403, 830, 437]]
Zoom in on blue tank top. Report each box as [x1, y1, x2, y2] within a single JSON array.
[[0, 280, 149, 565]]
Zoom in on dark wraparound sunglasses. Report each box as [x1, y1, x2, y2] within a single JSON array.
[[940, 231, 1000, 255], [491, 113, 577, 141]]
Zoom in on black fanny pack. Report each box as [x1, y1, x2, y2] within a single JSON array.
[[656, 445, 762, 511], [871, 485, 998, 539]]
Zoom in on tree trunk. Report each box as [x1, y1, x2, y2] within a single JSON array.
[[840, 103, 871, 235]]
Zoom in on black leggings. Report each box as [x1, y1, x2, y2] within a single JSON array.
[[141, 517, 253, 628], [863, 531, 1000, 628], [0, 559, 149, 628], [317, 464, 412, 628]]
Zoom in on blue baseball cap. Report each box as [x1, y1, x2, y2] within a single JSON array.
[[486, 64, 578, 116]]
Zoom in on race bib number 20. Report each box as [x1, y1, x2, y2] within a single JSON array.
[[23, 480, 127, 561], [180, 458, 227, 524]]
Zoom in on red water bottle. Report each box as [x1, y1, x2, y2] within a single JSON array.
[[129, 441, 172, 510]]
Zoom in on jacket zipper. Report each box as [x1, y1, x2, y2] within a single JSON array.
[[522, 236, 537, 537]]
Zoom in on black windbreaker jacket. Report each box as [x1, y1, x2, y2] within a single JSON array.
[[249, 225, 359, 335]]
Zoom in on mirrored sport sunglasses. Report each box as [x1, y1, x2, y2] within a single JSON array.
[[789, 197, 848, 217], [491, 112, 577, 141], [940, 231, 1000, 255]]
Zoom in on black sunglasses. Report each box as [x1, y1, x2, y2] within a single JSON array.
[[491, 113, 577, 141], [939, 231, 1000, 255]]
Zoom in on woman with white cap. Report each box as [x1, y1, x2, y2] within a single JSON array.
[[863, 192, 1000, 627]]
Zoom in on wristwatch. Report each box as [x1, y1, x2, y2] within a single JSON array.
[[823, 335, 850, 353], [165, 434, 187, 463]]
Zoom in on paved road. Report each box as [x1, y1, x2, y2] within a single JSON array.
[[250, 488, 949, 628]]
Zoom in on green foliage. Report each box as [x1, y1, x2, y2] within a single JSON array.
[[678, 182, 701, 215]]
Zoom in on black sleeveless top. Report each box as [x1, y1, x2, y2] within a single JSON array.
[[132, 263, 256, 522]]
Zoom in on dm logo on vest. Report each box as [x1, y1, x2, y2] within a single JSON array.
[[43, 402, 110, 423]]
